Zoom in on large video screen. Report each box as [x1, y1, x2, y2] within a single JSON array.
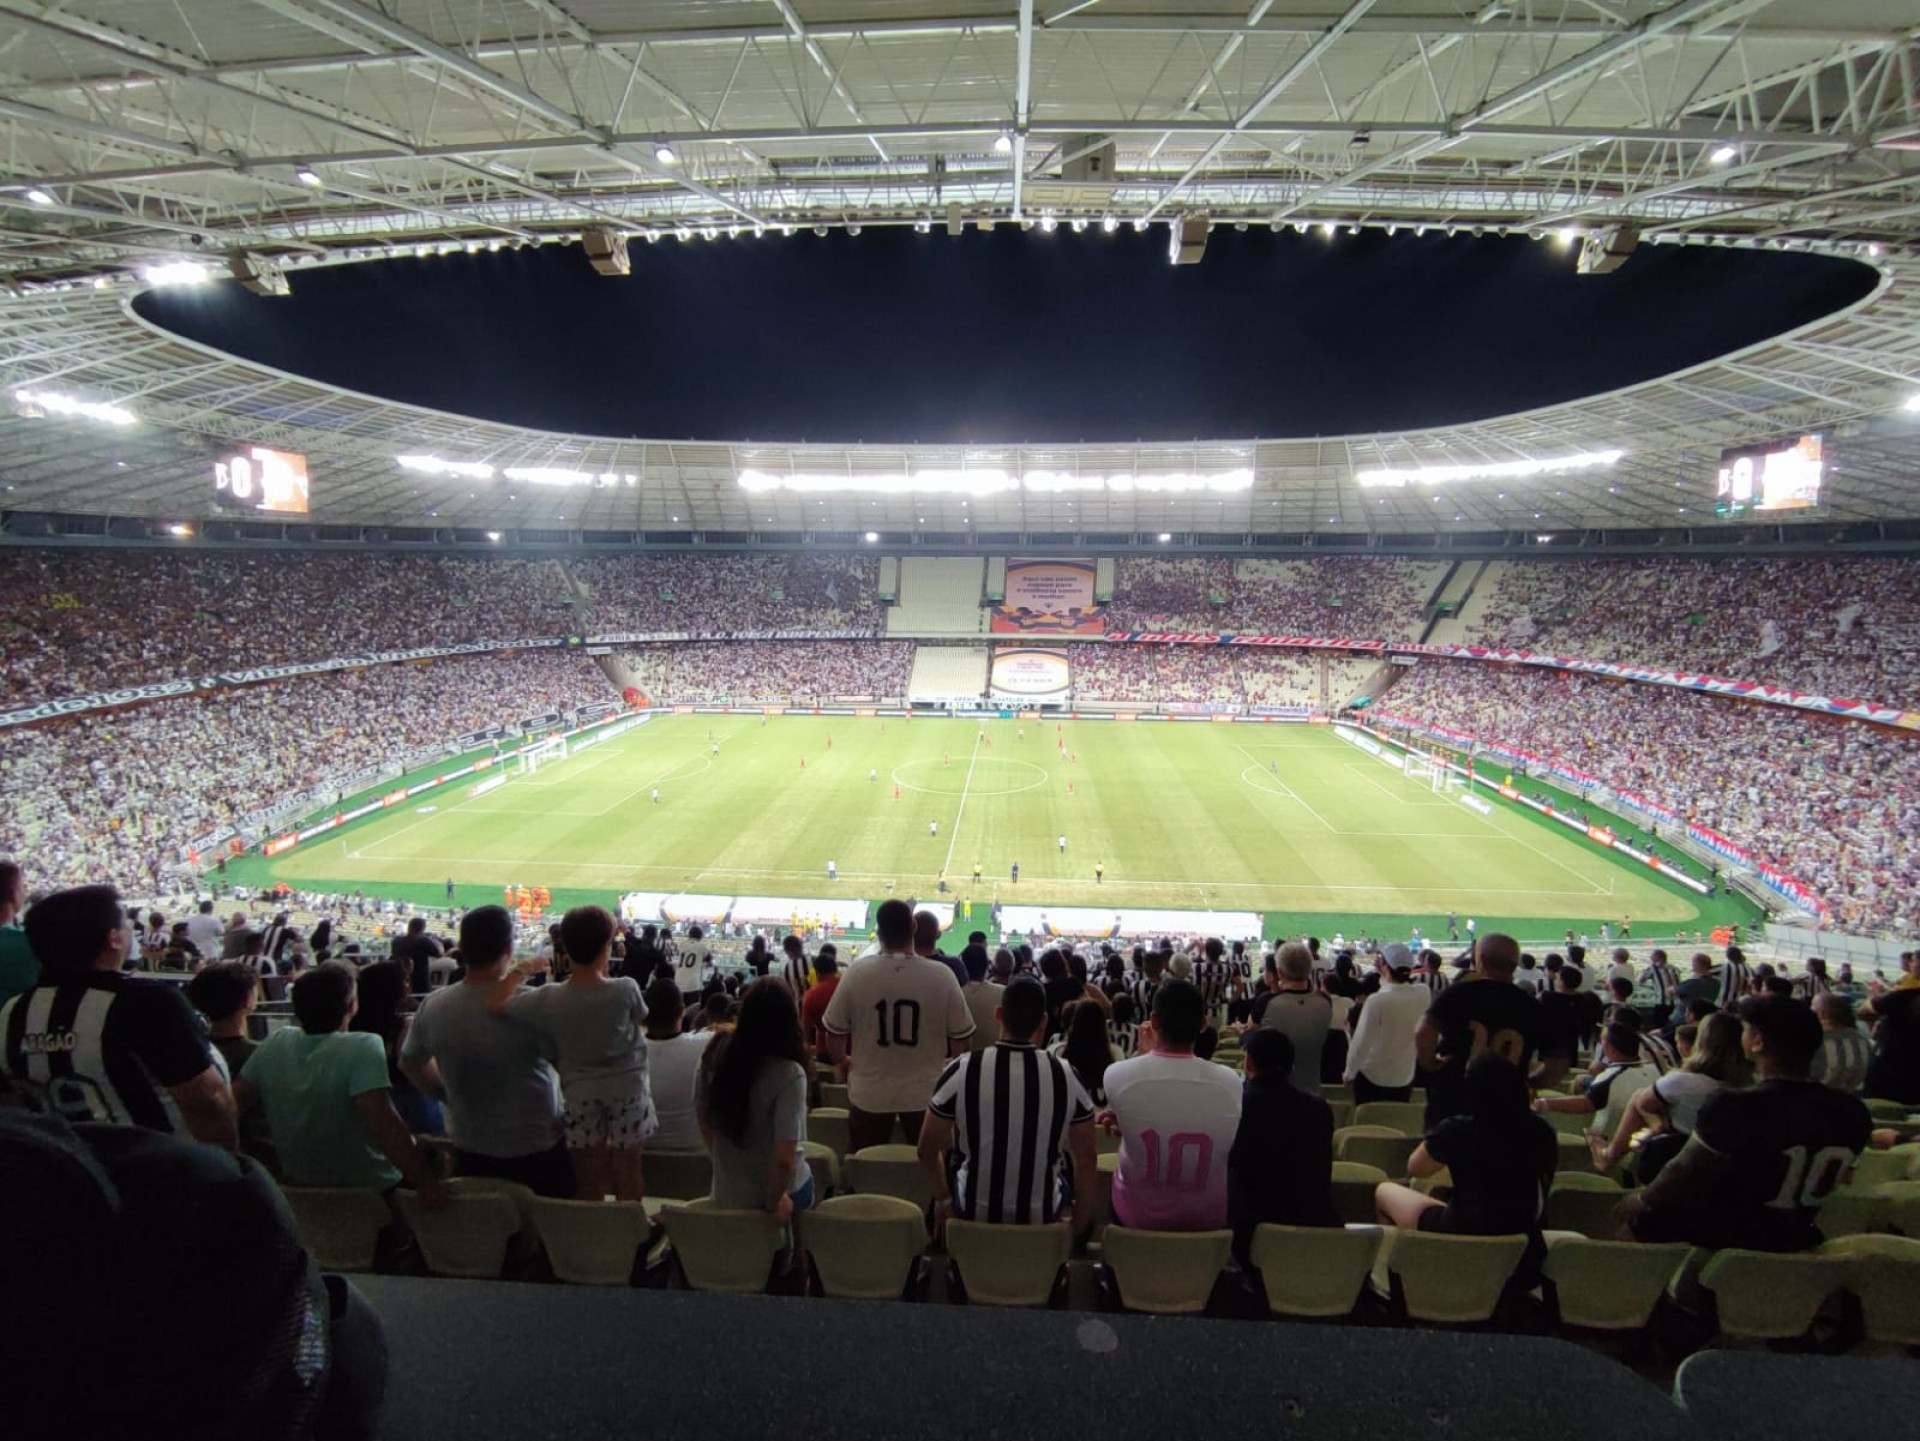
[[1715, 434, 1822, 518], [214, 446, 310, 515]]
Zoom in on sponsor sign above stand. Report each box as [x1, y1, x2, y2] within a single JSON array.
[[586, 629, 865, 645]]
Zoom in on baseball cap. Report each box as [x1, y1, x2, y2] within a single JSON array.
[[1381, 942, 1414, 972]]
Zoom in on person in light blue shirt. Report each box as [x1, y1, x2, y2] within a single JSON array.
[[239, 963, 446, 1203]]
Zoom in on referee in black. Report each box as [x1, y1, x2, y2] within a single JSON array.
[[3, 885, 236, 1148]]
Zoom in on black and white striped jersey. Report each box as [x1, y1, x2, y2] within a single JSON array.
[[929, 1042, 1094, 1224], [2, 973, 217, 1133]]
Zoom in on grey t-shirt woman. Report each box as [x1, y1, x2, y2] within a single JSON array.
[[509, 976, 652, 1109], [696, 1057, 812, 1210]]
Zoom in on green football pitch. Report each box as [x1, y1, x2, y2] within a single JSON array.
[[231, 715, 1758, 943]]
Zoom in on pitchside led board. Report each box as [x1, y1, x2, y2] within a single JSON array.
[[1714, 433, 1823, 519], [214, 445, 311, 515], [989, 559, 1107, 634]]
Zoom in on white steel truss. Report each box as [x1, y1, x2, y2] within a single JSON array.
[[0, 1, 1911, 535]]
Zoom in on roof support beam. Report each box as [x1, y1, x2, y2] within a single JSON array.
[[1145, 0, 1379, 222], [286, 0, 765, 224], [1270, 0, 1772, 222], [1013, 0, 1035, 218]]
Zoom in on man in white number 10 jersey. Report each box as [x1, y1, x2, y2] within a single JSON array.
[[823, 898, 975, 1153], [1103, 979, 1242, 1232]]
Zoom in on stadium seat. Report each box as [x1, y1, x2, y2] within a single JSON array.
[[1848, 1148, 1915, 1189], [1819, 1233, 1920, 1346], [1879, 1181, 1920, 1235], [1544, 1108, 1595, 1137], [1091, 1152, 1117, 1237], [846, 1144, 934, 1208], [1375, 1231, 1529, 1324], [657, 1199, 786, 1293], [1096, 1126, 1121, 1155], [1543, 1238, 1690, 1332], [530, 1198, 655, 1286], [1322, 1084, 1352, 1106], [1335, 1126, 1419, 1178], [798, 1139, 841, 1195], [1697, 1249, 1854, 1342], [279, 1186, 391, 1272], [1555, 1132, 1600, 1175], [1351, 1101, 1427, 1136], [1099, 1226, 1232, 1314], [945, 1220, 1072, 1306], [1816, 1185, 1887, 1240], [1865, 1099, 1911, 1124], [396, 1182, 526, 1278], [819, 1083, 851, 1111], [641, 1149, 713, 1202], [807, 1108, 851, 1163], [1326, 1100, 1354, 1131], [1544, 1175, 1634, 1240], [1331, 1160, 1391, 1226], [800, 1194, 928, 1300], [1247, 1223, 1382, 1319]]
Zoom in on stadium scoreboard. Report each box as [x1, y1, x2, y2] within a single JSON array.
[[214, 445, 310, 514], [1714, 434, 1822, 518]]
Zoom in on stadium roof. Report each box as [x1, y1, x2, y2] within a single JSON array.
[[0, 0, 1916, 538]]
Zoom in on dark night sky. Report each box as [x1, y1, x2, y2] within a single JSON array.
[[137, 229, 1875, 444]]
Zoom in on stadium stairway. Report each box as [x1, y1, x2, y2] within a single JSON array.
[[886, 556, 988, 635], [1424, 561, 1505, 648], [354, 1275, 1712, 1441]]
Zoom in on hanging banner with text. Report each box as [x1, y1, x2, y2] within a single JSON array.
[[990, 560, 1107, 635]]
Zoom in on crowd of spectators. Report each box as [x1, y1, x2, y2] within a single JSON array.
[[0, 548, 577, 698], [1103, 556, 1444, 642], [1066, 645, 1339, 709], [1464, 556, 1920, 706], [619, 641, 913, 703], [7, 889, 1901, 1407], [1379, 662, 1920, 934], [0, 651, 610, 894], [577, 554, 883, 637]]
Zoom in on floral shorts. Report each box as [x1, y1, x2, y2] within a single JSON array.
[[563, 1096, 657, 1149]]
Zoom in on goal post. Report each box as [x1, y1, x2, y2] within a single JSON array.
[[517, 736, 568, 775], [1402, 746, 1438, 785]]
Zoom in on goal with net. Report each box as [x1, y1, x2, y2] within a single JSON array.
[[1402, 746, 1450, 792], [518, 736, 568, 775]]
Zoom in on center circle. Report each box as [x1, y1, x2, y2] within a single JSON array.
[[891, 757, 1051, 797]]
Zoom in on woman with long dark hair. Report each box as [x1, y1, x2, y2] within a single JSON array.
[[696, 979, 815, 1219], [1052, 999, 1124, 1105], [348, 959, 444, 1135]]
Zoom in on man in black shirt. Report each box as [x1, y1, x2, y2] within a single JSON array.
[[1863, 974, 1920, 1106], [1415, 932, 1562, 1127], [1534, 965, 1584, 1081], [391, 915, 443, 998], [2, 885, 235, 1148], [1623, 996, 1872, 1252], [1227, 1026, 1335, 1261]]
